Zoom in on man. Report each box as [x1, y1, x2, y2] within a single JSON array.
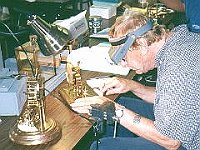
[[159, 0, 200, 33], [71, 10, 200, 150]]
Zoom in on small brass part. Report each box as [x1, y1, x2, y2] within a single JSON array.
[[65, 63, 86, 100], [15, 35, 40, 76], [15, 35, 59, 81], [59, 62, 95, 105]]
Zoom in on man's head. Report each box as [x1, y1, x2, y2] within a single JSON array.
[[109, 10, 167, 74]]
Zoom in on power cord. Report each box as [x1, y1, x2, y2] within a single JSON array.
[[0, 20, 35, 77]]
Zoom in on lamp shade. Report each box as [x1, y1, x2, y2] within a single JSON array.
[[27, 15, 70, 56]]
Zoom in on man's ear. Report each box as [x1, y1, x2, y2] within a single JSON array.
[[136, 38, 148, 55]]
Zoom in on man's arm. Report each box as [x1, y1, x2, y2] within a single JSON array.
[[158, 0, 185, 11], [102, 78, 156, 103], [116, 104, 181, 150], [129, 80, 156, 103]]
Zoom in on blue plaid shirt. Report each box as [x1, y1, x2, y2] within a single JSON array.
[[154, 25, 200, 150]]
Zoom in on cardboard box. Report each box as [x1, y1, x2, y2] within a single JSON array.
[[90, 5, 116, 19]]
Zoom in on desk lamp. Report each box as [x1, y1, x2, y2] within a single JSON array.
[[9, 15, 70, 145]]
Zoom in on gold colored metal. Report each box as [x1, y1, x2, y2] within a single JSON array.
[[65, 62, 86, 101], [147, 3, 174, 22], [128, 2, 174, 25], [9, 117, 61, 145], [15, 35, 60, 82], [15, 35, 40, 76], [9, 36, 62, 145], [59, 62, 95, 105], [9, 76, 61, 145]]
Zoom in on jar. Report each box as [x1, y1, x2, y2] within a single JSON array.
[[88, 16, 102, 34]]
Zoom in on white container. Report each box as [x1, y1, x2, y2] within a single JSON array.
[[90, 5, 116, 19], [0, 77, 27, 116]]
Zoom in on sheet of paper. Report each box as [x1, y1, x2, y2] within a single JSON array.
[[67, 46, 130, 75], [86, 77, 113, 96], [90, 28, 110, 39]]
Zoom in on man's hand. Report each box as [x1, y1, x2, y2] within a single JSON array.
[[101, 77, 132, 95], [70, 96, 111, 114]]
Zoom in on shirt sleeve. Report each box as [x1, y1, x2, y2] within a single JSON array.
[[155, 68, 200, 149], [154, 30, 200, 149]]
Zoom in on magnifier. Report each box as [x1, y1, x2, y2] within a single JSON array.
[[108, 20, 153, 64]]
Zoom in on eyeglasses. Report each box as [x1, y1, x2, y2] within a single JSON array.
[[109, 35, 127, 46], [108, 20, 153, 64]]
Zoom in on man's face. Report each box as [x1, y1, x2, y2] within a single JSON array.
[[120, 45, 147, 74], [109, 15, 156, 74]]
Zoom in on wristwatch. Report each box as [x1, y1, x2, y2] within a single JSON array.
[[115, 105, 125, 121]]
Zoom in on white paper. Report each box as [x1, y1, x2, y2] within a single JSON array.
[[67, 45, 130, 75], [90, 28, 110, 39], [86, 77, 113, 96]]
